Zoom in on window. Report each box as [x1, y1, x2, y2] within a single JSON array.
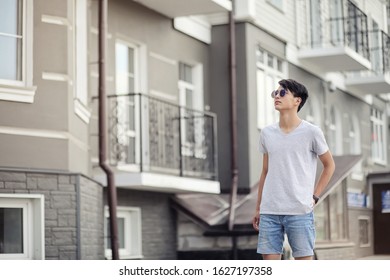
[[104, 206, 142, 259], [73, 0, 90, 123], [0, 195, 44, 260], [315, 183, 348, 242], [256, 47, 285, 129], [358, 216, 370, 247], [179, 62, 205, 158], [0, 0, 36, 102], [305, 96, 321, 126], [370, 108, 387, 164], [114, 41, 141, 166], [328, 106, 343, 155]]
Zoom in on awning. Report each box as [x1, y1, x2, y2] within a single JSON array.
[[171, 155, 362, 236]]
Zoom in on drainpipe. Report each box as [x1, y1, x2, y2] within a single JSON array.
[[98, 0, 119, 260], [228, 0, 238, 233]]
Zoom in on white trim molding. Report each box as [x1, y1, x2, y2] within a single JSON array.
[[94, 172, 220, 194], [174, 16, 211, 44]]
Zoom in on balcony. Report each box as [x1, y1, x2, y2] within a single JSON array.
[[298, 1, 371, 72], [133, 0, 232, 18], [93, 93, 220, 194], [346, 31, 390, 95]]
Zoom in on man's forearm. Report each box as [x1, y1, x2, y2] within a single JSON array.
[[314, 165, 335, 197]]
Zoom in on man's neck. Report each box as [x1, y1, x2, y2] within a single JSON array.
[[278, 111, 301, 132]]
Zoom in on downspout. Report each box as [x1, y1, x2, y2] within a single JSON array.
[[98, 0, 119, 260], [228, 0, 238, 233]]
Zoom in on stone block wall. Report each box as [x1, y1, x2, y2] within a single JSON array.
[[0, 170, 103, 260]]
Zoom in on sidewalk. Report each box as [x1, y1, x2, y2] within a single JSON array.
[[358, 255, 390, 260]]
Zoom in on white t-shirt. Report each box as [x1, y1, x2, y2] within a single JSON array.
[[259, 120, 329, 215]]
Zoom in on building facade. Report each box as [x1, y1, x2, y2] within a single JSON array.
[[0, 0, 229, 259]]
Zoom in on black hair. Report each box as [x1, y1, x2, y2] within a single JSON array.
[[278, 79, 308, 112]]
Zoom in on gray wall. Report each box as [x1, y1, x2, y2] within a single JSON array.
[[0, 0, 90, 174]]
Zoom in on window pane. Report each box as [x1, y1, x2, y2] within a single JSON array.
[[0, 0, 21, 35], [329, 186, 345, 240], [186, 89, 193, 109], [267, 54, 274, 68], [0, 208, 23, 254], [179, 63, 193, 83], [0, 36, 22, 80], [314, 200, 328, 241], [256, 48, 264, 64], [106, 217, 125, 249]]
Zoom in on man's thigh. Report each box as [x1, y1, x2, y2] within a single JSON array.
[[284, 212, 315, 258], [257, 214, 285, 255]]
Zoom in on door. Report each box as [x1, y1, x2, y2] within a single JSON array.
[[373, 183, 390, 254], [115, 41, 140, 167]]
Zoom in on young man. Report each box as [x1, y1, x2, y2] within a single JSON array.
[[252, 79, 335, 260]]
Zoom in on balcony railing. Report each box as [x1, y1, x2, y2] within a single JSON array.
[[106, 93, 218, 180], [305, 13, 370, 61], [369, 30, 390, 75]]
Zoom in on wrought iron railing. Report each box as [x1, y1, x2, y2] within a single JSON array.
[[370, 30, 390, 75], [303, 0, 370, 61], [347, 30, 390, 78], [106, 93, 218, 180]]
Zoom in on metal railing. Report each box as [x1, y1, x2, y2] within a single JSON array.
[[106, 93, 218, 180], [347, 30, 390, 78], [302, 0, 370, 60], [369, 30, 390, 75]]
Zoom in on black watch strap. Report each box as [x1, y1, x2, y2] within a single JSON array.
[[313, 195, 319, 204]]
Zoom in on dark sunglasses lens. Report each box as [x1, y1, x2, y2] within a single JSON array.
[[280, 89, 286, 97]]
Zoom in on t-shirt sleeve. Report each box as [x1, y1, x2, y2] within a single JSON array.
[[259, 130, 268, 154], [312, 126, 329, 156]]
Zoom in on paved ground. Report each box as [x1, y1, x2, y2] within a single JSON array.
[[358, 255, 390, 260]]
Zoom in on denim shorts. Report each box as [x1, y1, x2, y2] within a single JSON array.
[[257, 212, 315, 258]]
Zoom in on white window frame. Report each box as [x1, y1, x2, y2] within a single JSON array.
[[104, 206, 142, 260], [256, 47, 285, 129], [328, 106, 343, 156], [370, 107, 387, 165], [0, 194, 44, 260], [358, 216, 370, 247], [0, 0, 36, 103], [73, 0, 91, 123]]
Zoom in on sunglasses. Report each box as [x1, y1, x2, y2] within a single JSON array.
[[271, 88, 287, 98]]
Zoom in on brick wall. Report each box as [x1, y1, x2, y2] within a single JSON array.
[[107, 189, 177, 260], [79, 176, 104, 259], [0, 170, 103, 260]]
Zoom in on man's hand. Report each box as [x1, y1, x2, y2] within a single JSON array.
[[252, 212, 260, 231]]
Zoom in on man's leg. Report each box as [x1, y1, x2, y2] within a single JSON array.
[[284, 212, 315, 260], [257, 215, 284, 258], [262, 254, 282, 260], [294, 256, 313, 260]]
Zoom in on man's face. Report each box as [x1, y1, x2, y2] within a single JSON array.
[[272, 86, 301, 112]]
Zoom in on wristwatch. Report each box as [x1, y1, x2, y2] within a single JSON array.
[[313, 195, 319, 204]]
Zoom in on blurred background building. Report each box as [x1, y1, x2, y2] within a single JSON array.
[[0, 0, 389, 260]]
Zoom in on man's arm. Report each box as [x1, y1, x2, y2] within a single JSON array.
[[313, 151, 335, 201], [252, 153, 268, 231]]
